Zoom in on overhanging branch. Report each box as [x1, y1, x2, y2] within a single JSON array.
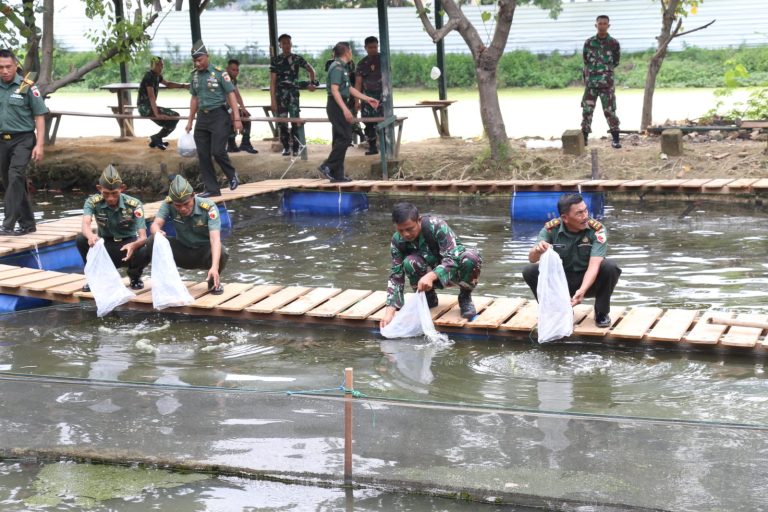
[[674, 19, 716, 38]]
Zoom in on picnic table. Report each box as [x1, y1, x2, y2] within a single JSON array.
[[100, 82, 166, 137]]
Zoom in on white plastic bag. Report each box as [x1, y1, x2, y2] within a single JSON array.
[[536, 248, 573, 343], [177, 132, 197, 158], [151, 233, 194, 310], [381, 292, 447, 342], [84, 239, 135, 317]]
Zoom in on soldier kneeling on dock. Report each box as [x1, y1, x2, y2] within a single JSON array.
[[380, 202, 483, 329], [522, 193, 621, 328], [76, 165, 150, 292], [147, 175, 228, 295]]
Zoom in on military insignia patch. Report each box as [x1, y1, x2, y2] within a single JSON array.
[[222, 72, 231, 82], [31, 85, 40, 97], [582, 236, 589, 244], [596, 230, 606, 243], [208, 209, 218, 220], [134, 208, 143, 218]]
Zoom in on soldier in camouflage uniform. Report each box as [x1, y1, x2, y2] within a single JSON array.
[[581, 15, 622, 149], [76, 165, 150, 291], [270, 34, 317, 156], [137, 56, 188, 150], [355, 36, 383, 155], [523, 193, 621, 328], [380, 202, 482, 329], [148, 175, 229, 295]]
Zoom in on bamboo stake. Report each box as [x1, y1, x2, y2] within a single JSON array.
[[344, 367, 353, 486], [707, 317, 768, 330]]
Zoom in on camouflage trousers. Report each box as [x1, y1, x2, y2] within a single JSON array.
[[361, 90, 382, 143], [403, 249, 482, 292], [138, 104, 179, 139], [581, 87, 620, 133], [276, 88, 301, 151]]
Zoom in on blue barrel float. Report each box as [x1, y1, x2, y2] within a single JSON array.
[[280, 189, 369, 216], [510, 191, 605, 222]]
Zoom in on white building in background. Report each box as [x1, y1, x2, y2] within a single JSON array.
[[51, 0, 766, 58]]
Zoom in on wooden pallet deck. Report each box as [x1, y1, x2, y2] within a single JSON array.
[[2, 178, 767, 258], [1, 264, 766, 352]]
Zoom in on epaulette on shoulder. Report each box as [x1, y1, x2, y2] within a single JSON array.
[[545, 218, 561, 231], [89, 194, 104, 205], [164, 196, 173, 203], [125, 198, 138, 207], [214, 66, 222, 72], [199, 201, 212, 210], [588, 218, 604, 231]]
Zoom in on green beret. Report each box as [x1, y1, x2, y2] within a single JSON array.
[[168, 175, 194, 203], [191, 40, 208, 57], [98, 164, 122, 190]]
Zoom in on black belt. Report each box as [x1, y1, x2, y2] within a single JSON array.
[[199, 106, 227, 114], [0, 132, 33, 141], [103, 236, 137, 243]]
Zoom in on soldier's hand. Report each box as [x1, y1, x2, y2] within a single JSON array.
[[534, 240, 551, 255], [343, 109, 354, 124], [307, 84, 317, 92], [185, 121, 193, 133], [233, 119, 243, 133], [571, 288, 586, 306], [416, 272, 437, 292], [241, 108, 250, 118], [379, 306, 396, 330], [87, 235, 100, 247], [31, 145, 44, 163], [207, 268, 220, 288], [270, 102, 278, 114], [368, 98, 380, 110], [121, 243, 134, 262]]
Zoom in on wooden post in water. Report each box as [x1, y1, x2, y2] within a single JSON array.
[[344, 367, 353, 486]]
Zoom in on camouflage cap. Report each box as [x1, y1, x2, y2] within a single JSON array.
[[191, 40, 208, 57], [167, 175, 194, 203], [98, 164, 123, 190]]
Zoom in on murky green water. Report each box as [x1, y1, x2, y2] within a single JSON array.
[[2, 193, 767, 510]]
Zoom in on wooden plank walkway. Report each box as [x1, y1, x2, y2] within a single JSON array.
[[1, 265, 766, 352], [3, 178, 768, 259]]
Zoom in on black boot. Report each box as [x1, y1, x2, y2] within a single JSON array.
[[425, 289, 438, 308], [611, 131, 621, 149], [582, 131, 589, 146], [365, 141, 378, 156], [458, 289, 476, 319]]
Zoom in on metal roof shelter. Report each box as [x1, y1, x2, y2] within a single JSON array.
[[184, 0, 448, 179]]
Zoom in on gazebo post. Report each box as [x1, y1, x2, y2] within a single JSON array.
[[376, 0, 396, 179], [266, 0, 278, 59], [434, 0, 447, 101]]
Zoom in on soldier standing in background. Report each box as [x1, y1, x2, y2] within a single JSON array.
[[0, 48, 47, 236], [137, 56, 188, 151], [225, 58, 258, 154], [355, 36, 383, 156], [76, 165, 149, 292], [186, 40, 241, 198], [581, 14, 622, 149], [270, 34, 317, 157]]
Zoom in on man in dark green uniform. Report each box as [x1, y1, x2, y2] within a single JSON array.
[[355, 36, 383, 156], [137, 56, 188, 151], [76, 165, 150, 291], [225, 59, 258, 154], [581, 14, 622, 149], [380, 202, 483, 329], [0, 49, 48, 236], [318, 42, 379, 183], [523, 193, 622, 328], [148, 175, 228, 295], [270, 34, 317, 157], [185, 40, 241, 198]]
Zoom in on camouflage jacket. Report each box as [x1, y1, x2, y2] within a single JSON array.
[[386, 216, 468, 309], [583, 34, 620, 89], [270, 53, 309, 90]]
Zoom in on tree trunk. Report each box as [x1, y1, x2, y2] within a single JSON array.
[[21, 0, 40, 74], [477, 64, 507, 160], [39, 0, 54, 87], [641, 51, 665, 131]]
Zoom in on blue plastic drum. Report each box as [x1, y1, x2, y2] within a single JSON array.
[[510, 191, 605, 222], [281, 190, 369, 216]]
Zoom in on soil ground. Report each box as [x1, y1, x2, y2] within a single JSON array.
[[37, 134, 768, 194]]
